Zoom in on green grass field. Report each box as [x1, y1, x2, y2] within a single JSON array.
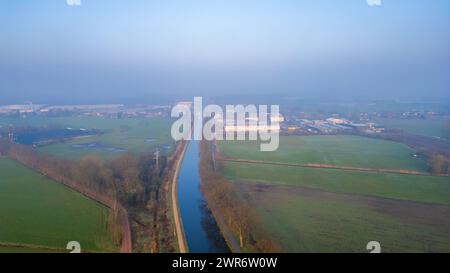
[[218, 135, 450, 252], [241, 183, 450, 253], [0, 157, 117, 252], [373, 116, 450, 139], [222, 161, 450, 206], [219, 135, 428, 172], [0, 116, 174, 160]]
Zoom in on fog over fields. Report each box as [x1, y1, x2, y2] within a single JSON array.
[[0, 0, 449, 104]]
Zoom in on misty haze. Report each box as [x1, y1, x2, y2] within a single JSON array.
[[0, 0, 449, 259]]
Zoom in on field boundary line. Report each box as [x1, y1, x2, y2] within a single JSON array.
[[0, 241, 101, 253], [218, 157, 450, 177], [239, 179, 450, 208]]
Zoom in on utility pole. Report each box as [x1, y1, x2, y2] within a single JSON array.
[[8, 126, 14, 143], [154, 148, 160, 171]]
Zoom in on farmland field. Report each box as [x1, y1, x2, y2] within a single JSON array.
[[0, 116, 174, 160], [217, 135, 450, 252], [0, 157, 117, 252], [218, 135, 428, 172], [240, 182, 450, 253], [373, 116, 450, 139], [222, 162, 450, 206]]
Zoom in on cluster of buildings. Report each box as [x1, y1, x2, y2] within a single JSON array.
[[214, 112, 284, 133], [0, 104, 46, 115], [282, 117, 385, 135], [400, 111, 439, 119], [361, 110, 441, 120]]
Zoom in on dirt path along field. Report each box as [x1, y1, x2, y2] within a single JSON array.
[[171, 141, 189, 253]]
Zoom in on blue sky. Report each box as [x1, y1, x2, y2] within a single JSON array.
[[0, 0, 449, 103]]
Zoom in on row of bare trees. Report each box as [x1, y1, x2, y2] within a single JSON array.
[[0, 138, 171, 252], [199, 140, 280, 252], [427, 118, 450, 175], [429, 154, 450, 175], [429, 117, 450, 174], [444, 119, 450, 139]]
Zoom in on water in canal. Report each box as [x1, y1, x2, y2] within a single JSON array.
[[177, 141, 229, 253]]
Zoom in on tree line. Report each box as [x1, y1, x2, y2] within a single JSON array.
[[429, 154, 450, 175], [428, 118, 450, 175], [0, 138, 174, 252], [199, 140, 280, 252], [444, 119, 450, 140], [431, 119, 450, 175]]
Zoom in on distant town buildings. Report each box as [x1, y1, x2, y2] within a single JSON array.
[[0, 102, 445, 138], [281, 115, 385, 135], [0, 104, 45, 114], [0, 104, 171, 119]]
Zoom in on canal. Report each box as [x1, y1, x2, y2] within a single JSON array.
[[177, 141, 229, 253]]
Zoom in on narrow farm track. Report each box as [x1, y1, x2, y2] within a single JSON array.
[[218, 157, 450, 178], [0, 241, 100, 253], [171, 141, 189, 253]]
